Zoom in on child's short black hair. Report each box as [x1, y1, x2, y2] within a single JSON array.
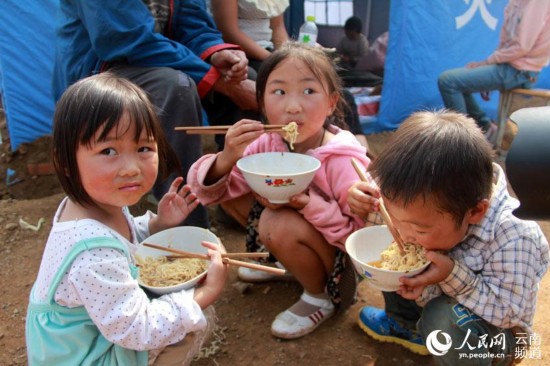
[[52, 73, 180, 208], [344, 16, 363, 34], [369, 109, 494, 226]]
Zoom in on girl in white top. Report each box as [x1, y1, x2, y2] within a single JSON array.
[[26, 73, 228, 365]]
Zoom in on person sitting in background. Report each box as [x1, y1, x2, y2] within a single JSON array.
[[355, 31, 388, 77], [437, 0, 550, 143], [52, 0, 259, 228], [333, 16, 376, 150], [209, 0, 289, 73], [336, 16, 369, 71]]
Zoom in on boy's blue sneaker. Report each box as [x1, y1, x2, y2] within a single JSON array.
[[358, 306, 429, 355]]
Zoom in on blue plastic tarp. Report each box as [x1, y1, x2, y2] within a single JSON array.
[[0, 1, 58, 150]]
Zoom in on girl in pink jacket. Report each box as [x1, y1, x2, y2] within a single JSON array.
[[188, 42, 377, 339]]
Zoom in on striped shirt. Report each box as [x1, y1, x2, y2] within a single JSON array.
[[417, 164, 549, 333]]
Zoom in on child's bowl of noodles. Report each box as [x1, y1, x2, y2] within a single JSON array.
[[135, 226, 219, 295], [236, 152, 321, 204], [345, 225, 430, 292]]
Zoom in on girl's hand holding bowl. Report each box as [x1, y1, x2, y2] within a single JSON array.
[[253, 191, 309, 210], [236, 152, 321, 204]]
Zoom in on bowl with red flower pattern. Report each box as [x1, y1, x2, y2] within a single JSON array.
[[236, 152, 321, 204]]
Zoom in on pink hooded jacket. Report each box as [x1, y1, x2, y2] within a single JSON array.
[[187, 126, 370, 250]]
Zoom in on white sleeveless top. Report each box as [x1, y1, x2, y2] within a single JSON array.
[[238, 0, 289, 49]]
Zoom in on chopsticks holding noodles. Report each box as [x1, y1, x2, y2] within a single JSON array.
[[175, 125, 287, 135], [350, 158, 406, 255], [142, 243, 286, 276]]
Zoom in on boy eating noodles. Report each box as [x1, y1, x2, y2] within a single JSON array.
[[348, 110, 549, 364]]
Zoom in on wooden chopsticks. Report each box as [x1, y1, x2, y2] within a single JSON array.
[[350, 158, 406, 255], [377, 198, 407, 255], [142, 242, 286, 276], [175, 125, 287, 135], [165, 252, 270, 260]]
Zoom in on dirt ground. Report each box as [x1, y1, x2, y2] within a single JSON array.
[[0, 110, 549, 366]]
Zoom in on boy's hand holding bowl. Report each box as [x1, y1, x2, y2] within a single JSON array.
[[346, 225, 430, 292]]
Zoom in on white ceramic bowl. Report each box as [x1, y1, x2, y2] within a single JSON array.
[[236, 152, 321, 204], [345, 225, 430, 292], [136, 226, 219, 295]]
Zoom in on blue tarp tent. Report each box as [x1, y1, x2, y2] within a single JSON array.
[[0, 1, 59, 150], [375, 0, 550, 133]]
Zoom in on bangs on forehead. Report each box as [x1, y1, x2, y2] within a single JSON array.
[[124, 97, 156, 141], [83, 88, 156, 146], [53, 73, 178, 210]]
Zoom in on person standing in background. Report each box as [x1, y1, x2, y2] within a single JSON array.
[[438, 0, 550, 142]]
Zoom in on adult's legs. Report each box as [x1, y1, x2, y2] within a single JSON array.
[[109, 64, 209, 228], [438, 63, 536, 130]]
